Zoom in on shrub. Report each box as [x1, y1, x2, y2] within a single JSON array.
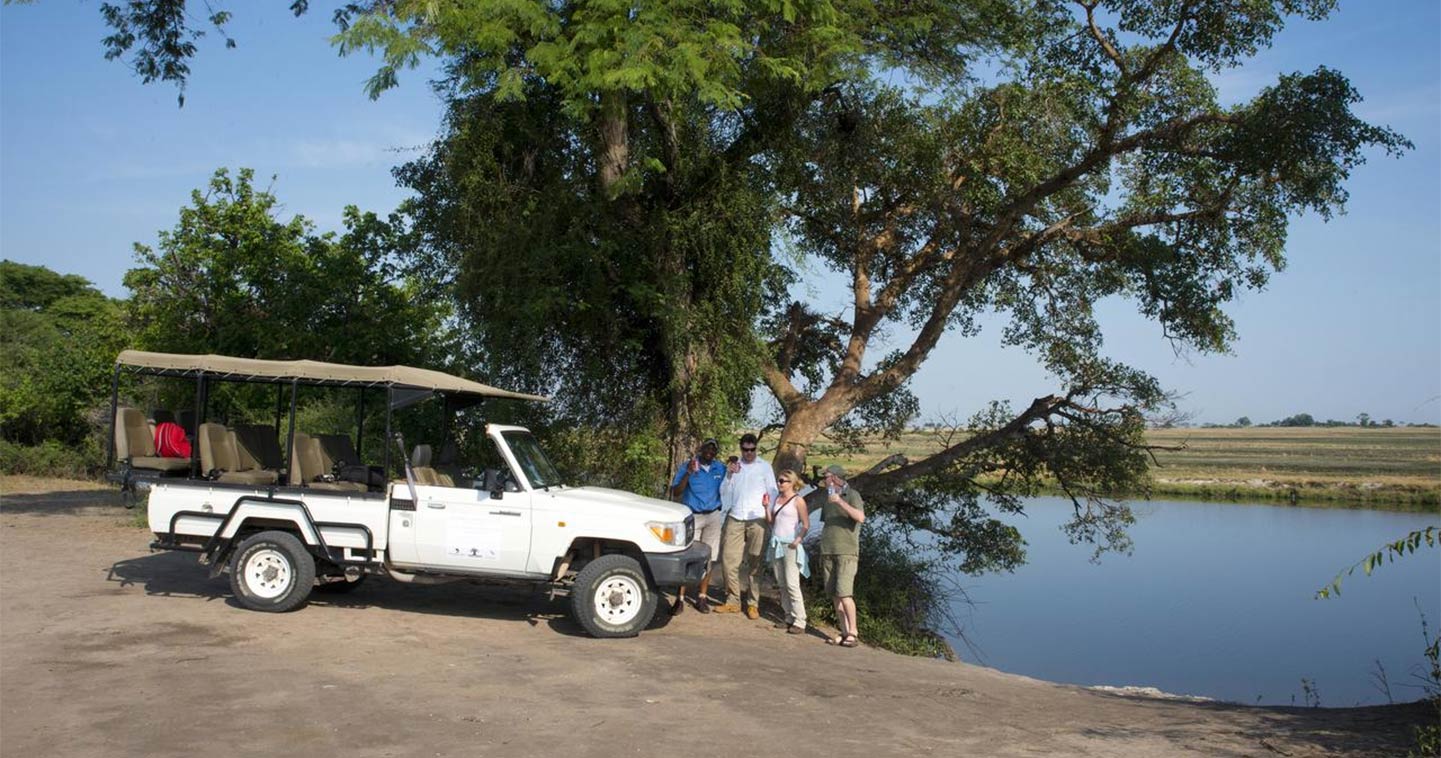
[[0, 438, 104, 479], [803, 523, 957, 659]]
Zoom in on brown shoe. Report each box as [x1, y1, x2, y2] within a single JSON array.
[[712, 602, 741, 614], [669, 598, 685, 616], [787, 625, 805, 635], [696, 597, 712, 614], [745, 604, 760, 620]]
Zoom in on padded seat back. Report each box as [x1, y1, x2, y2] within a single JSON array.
[[232, 424, 284, 470], [115, 407, 157, 461], [198, 423, 237, 475], [289, 433, 321, 486], [317, 434, 359, 468], [410, 444, 452, 487], [288, 433, 365, 491]]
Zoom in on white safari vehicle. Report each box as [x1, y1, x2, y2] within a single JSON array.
[[108, 351, 708, 638]]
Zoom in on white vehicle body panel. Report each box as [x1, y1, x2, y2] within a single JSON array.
[[146, 425, 697, 576], [147, 481, 390, 559], [388, 483, 535, 575]]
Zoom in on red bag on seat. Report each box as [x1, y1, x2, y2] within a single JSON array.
[[155, 421, 192, 458]]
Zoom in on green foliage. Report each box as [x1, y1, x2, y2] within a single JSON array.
[[764, 0, 1405, 576], [116, 167, 457, 451], [69, 0, 1415, 655], [0, 438, 105, 478], [1316, 526, 1438, 599], [1413, 611, 1441, 756], [0, 261, 127, 449], [125, 167, 449, 368], [803, 524, 955, 658]]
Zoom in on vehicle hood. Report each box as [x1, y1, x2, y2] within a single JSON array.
[[544, 486, 692, 522]]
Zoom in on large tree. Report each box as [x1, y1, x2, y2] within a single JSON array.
[[759, 1, 1406, 563], [81, 1, 1406, 572], [124, 167, 450, 367], [80, 0, 1028, 476], [0, 261, 126, 447]]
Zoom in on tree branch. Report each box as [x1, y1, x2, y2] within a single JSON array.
[[1077, 1, 1127, 76], [858, 394, 1067, 490]]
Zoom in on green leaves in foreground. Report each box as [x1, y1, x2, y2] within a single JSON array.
[[1316, 526, 1438, 599]]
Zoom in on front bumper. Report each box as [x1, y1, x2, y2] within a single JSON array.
[[643, 541, 711, 588]]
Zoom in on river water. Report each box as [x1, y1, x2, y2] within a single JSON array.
[[939, 497, 1440, 706]]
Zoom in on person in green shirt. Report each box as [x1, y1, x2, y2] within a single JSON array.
[[813, 463, 865, 647]]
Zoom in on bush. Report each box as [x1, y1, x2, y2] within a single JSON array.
[[0, 438, 104, 479], [803, 523, 957, 659]]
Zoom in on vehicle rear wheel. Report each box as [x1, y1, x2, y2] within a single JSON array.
[[228, 530, 315, 612], [570, 554, 657, 638]]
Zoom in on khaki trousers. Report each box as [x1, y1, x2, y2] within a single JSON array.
[[771, 544, 807, 629], [721, 516, 768, 606]]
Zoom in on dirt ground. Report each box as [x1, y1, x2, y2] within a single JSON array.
[[0, 478, 1429, 757]]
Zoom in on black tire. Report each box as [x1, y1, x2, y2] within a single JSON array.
[[314, 574, 367, 594], [227, 530, 316, 612], [570, 554, 658, 638]]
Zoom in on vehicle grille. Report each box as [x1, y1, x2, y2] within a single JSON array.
[[685, 513, 695, 544]]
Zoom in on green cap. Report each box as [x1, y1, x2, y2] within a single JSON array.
[[824, 464, 846, 479]]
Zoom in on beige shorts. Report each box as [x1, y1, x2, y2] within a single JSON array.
[[692, 510, 723, 565], [821, 554, 858, 598]]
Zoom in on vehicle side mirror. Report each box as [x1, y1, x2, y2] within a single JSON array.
[[482, 468, 506, 499]]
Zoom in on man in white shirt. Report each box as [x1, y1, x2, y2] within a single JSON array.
[[714, 433, 778, 618]]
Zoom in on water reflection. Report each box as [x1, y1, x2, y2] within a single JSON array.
[[944, 497, 1440, 706]]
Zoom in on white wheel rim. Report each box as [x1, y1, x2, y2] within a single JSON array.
[[592, 574, 643, 626], [243, 548, 293, 599]]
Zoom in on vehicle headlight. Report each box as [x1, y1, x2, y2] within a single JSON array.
[[647, 520, 687, 547]]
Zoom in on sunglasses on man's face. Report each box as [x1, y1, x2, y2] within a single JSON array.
[[741, 446, 757, 452]]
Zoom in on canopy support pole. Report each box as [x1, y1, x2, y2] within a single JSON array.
[[284, 379, 299, 485], [382, 387, 393, 482], [356, 388, 366, 460], [192, 374, 205, 478], [106, 365, 120, 469]]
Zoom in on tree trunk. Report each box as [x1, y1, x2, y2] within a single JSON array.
[[596, 92, 629, 194], [773, 407, 827, 480], [664, 342, 701, 479]]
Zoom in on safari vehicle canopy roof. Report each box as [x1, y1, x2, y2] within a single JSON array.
[[115, 350, 548, 402]]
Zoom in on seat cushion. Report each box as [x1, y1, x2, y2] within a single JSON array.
[[129, 456, 191, 472], [217, 469, 279, 485]]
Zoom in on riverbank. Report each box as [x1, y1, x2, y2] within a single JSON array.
[[827, 426, 1441, 510], [0, 477, 1430, 757]]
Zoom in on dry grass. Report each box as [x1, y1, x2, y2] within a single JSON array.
[[808, 426, 1441, 509]]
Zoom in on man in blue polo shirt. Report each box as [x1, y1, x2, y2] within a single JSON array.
[[668, 437, 726, 614]]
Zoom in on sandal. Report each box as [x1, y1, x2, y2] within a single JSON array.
[[826, 635, 844, 646], [840, 634, 859, 648]]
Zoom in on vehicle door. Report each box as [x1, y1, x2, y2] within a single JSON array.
[[406, 438, 533, 575]]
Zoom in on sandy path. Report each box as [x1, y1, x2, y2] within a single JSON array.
[[0, 481, 1426, 757]]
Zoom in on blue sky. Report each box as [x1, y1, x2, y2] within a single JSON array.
[[2, 2, 1438, 425]]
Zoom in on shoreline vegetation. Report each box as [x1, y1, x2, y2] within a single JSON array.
[[822, 426, 1441, 512]]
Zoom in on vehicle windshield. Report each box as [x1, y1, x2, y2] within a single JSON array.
[[501, 431, 563, 489]]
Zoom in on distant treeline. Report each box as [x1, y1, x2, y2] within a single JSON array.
[[1216, 413, 1435, 429]]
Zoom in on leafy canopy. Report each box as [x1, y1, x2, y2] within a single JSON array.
[[0, 261, 126, 447]]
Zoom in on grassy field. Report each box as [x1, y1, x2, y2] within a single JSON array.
[[820, 426, 1441, 509]]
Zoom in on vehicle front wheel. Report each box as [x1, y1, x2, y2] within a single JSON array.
[[570, 554, 657, 638], [228, 530, 316, 612]]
